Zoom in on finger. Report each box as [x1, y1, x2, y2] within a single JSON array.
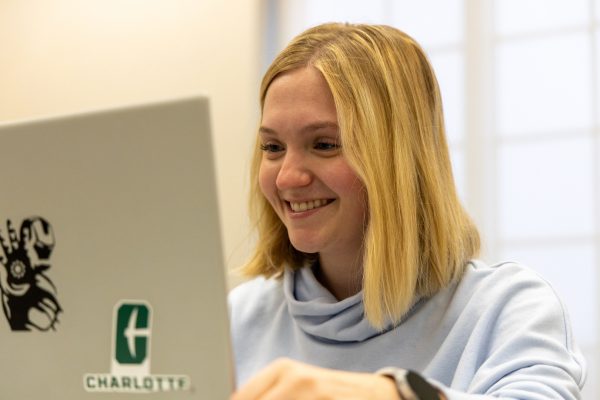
[[36, 273, 58, 294], [253, 372, 317, 400], [7, 220, 19, 249], [37, 301, 55, 320], [32, 301, 60, 330], [27, 307, 53, 331], [0, 227, 11, 255], [255, 381, 298, 400], [231, 358, 294, 400], [41, 296, 60, 313]]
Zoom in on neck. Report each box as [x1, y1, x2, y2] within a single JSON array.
[[314, 253, 363, 300]]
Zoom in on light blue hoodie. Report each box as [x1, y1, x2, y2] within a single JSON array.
[[229, 261, 586, 399]]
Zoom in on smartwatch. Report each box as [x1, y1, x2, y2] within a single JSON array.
[[376, 367, 442, 400]]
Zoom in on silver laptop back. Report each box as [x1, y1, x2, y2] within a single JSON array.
[[0, 96, 233, 399]]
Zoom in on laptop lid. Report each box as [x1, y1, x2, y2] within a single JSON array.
[[0, 96, 234, 399]]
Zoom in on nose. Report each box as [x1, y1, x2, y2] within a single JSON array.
[[275, 150, 312, 190]]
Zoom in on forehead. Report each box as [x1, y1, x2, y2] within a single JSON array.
[[262, 67, 338, 128]]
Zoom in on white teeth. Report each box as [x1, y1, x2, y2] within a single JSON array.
[[290, 199, 329, 212]]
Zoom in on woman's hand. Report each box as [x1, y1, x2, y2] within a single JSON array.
[[231, 358, 400, 400]]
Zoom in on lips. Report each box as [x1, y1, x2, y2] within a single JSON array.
[[288, 199, 333, 212]]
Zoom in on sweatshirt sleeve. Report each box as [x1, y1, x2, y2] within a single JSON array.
[[432, 263, 586, 399]]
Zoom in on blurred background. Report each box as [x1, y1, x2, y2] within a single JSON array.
[[1, 0, 597, 397]]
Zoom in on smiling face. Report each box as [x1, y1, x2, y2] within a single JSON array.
[[258, 67, 368, 273]]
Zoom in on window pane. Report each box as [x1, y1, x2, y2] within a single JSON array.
[[302, 0, 387, 24], [390, 0, 463, 47], [498, 242, 597, 345], [496, 33, 593, 136], [279, 0, 386, 46], [580, 343, 598, 399], [498, 137, 594, 238], [597, 30, 600, 119], [494, 0, 589, 36], [429, 50, 464, 144]]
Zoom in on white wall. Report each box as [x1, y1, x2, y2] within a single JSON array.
[[0, 0, 262, 285]]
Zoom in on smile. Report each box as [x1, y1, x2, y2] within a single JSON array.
[[289, 199, 333, 212]]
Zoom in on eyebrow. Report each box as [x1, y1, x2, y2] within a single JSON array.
[[259, 121, 339, 136]]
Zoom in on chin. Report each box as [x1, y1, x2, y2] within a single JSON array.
[[289, 236, 322, 255]]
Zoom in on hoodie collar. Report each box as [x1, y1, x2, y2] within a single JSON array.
[[283, 265, 397, 343]]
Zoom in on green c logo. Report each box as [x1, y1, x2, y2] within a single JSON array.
[[115, 303, 151, 364]]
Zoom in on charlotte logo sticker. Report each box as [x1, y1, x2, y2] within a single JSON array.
[[84, 300, 191, 393], [114, 303, 151, 367], [0, 217, 62, 331]]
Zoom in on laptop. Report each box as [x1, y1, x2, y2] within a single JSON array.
[[0, 96, 234, 399]]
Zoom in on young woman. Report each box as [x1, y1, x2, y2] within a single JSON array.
[[229, 23, 585, 400]]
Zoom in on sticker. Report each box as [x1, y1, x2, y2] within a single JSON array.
[[0, 217, 62, 331], [84, 300, 191, 393]]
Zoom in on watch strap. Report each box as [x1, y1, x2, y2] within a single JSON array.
[[376, 367, 440, 400]]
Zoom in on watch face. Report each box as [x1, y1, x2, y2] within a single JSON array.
[[406, 371, 439, 400]]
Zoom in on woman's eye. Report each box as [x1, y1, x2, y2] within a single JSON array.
[[314, 141, 341, 151], [260, 143, 284, 153]]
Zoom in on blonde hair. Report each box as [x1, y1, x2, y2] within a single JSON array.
[[242, 23, 480, 328]]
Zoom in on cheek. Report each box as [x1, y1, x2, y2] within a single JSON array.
[[331, 164, 368, 216], [330, 162, 363, 196], [258, 161, 277, 202]]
